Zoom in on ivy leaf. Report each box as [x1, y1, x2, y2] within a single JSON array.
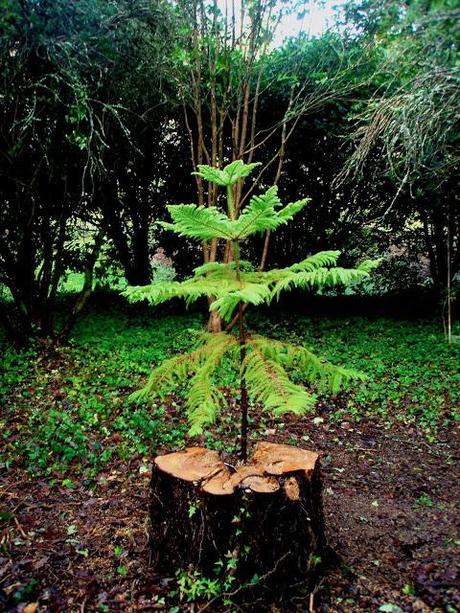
[[378, 605, 404, 613]]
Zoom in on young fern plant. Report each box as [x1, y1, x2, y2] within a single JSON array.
[[124, 160, 376, 460]]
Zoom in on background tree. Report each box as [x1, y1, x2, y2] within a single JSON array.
[[1, 0, 458, 345], [338, 0, 460, 338], [172, 0, 373, 330], [0, 0, 176, 340]]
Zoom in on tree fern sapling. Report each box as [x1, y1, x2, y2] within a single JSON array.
[[124, 160, 376, 460]]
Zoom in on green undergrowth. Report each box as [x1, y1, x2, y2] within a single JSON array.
[[256, 314, 460, 432], [1, 305, 459, 478]]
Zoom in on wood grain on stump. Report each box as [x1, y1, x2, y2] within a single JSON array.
[[149, 442, 327, 599]]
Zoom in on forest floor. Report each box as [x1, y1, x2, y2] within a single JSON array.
[[1, 306, 459, 612]]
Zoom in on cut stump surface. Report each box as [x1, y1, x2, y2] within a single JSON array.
[[149, 442, 327, 599]]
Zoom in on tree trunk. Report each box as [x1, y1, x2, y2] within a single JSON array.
[[0, 298, 29, 347], [130, 223, 151, 286], [149, 443, 326, 601], [207, 308, 222, 332], [58, 229, 105, 343]]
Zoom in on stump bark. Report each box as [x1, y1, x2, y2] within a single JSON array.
[[149, 442, 327, 598]]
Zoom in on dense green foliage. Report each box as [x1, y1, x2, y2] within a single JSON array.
[[1, 306, 458, 476], [0, 0, 458, 344]]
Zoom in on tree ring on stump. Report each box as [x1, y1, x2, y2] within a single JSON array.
[[149, 442, 327, 603]]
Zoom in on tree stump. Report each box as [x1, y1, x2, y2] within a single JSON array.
[[149, 442, 327, 599]]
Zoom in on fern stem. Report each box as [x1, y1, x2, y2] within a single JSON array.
[[235, 239, 248, 461], [239, 300, 248, 462], [227, 185, 235, 220]]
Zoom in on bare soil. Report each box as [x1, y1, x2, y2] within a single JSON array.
[[1, 409, 459, 612]]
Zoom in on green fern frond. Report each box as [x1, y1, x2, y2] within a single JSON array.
[[243, 346, 316, 415], [163, 192, 309, 242], [234, 186, 281, 237], [123, 277, 239, 307], [187, 373, 226, 436], [270, 266, 370, 300], [124, 276, 273, 315], [276, 198, 312, 223], [185, 333, 238, 434], [193, 261, 234, 277], [130, 332, 237, 411], [249, 335, 365, 394], [192, 166, 230, 187], [196, 331, 239, 356], [123, 280, 196, 305], [193, 260, 254, 278], [193, 160, 261, 187], [289, 250, 341, 272], [210, 282, 272, 320], [223, 160, 261, 184], [358, 259, 381, 273], [125, 260, 374, 315], [240, 251, 342, 285], [234, 188, 310, 239], [129, 349, 202, 402], [162, 204, 234, 241], [235, 185, 281, 239]]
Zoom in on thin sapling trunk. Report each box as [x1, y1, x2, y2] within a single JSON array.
[[234, 238, 248, 461], [239, 307, 249, 462]]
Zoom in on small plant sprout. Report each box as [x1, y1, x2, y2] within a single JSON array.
[[416, 493, 433, 507], [125, 160, 377, 460]]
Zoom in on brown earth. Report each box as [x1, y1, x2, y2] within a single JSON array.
[[1, 408, 459, 612]]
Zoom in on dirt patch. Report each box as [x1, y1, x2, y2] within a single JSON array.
[[283, 411, 459, 612], [1, 412, 459, 612]]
